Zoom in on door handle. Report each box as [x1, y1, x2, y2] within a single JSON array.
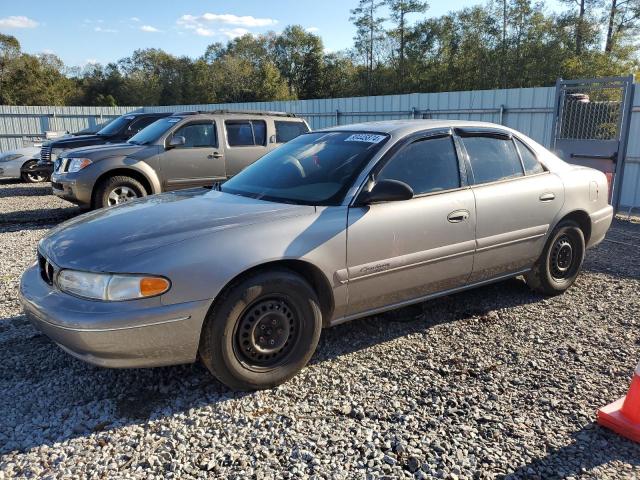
[[447, 210, 470, 223], [539, 192, 555, 202], [208, 152, 223, 159]]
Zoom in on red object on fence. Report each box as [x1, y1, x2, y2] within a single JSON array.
[[597, 361, 640, 443]]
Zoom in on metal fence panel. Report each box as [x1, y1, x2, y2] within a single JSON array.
[[0, 105, 141, 151], [619, 87, 640, 212]]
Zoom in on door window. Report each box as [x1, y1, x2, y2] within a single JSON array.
[[377, 136, 461, 195], [275, 121, 309, 143], [514, 137, 545, 175], [226, 120, 267, 147], [173, 123, 217, 148], [462, 136, 524, 184]]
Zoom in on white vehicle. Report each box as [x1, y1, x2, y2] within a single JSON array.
[[0, 147, 48, 183]]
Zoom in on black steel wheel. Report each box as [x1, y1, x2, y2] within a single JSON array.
[[525, 220, 585, 296], [199, 269, 322, 390]]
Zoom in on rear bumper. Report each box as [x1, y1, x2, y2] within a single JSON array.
[[19, 264, 211, 368], [588, 205, 614, 248]]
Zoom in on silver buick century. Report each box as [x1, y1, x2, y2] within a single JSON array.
[[20, 120, 613, 390]]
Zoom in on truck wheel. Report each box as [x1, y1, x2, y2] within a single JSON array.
[[20, 160, 48, 183], [199, 269, 322, 390], [94, 175, 146, 209], [525, 220, 585, 296]]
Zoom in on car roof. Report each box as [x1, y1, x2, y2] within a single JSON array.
[[319, 119, 512, 137]]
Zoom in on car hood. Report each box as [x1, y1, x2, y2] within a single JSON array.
[[64, 142, 147, 160], [39, 189, 316, 271], [49, 134, 116, 150]]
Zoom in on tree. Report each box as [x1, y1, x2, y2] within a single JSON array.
[[605, 0, 640, 52], [350, 0, 386, 94], [273, 26, 325, 98], [559, 0, 600, 55], [384, 0, 428, 91]]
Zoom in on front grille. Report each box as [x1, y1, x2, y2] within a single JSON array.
[[38, 253, 56, 285], [40, 145, 52, 163]]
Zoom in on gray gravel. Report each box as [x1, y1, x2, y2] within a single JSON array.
[[1, 178, 639, 479]]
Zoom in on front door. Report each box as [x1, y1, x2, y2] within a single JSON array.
[[457, 130, 564, 283], [162, 121, 226, 190], [346, 134, 476, 316]]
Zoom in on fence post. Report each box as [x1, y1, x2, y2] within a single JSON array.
[[335, 109, 341, 126], [498, 104, 505, 125], [411, 107, 418, 119]]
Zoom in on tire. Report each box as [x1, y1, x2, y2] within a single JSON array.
[[93, 175, 146, 209], [525, 220, 585, 296], [20, 160, 48, 183], [199, 269, 322, 390]]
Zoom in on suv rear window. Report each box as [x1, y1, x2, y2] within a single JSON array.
[[275, 121, 309, 143], [226, 120, 267, 147]]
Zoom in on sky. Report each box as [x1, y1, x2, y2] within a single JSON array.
[[0, 0, 563, 68]]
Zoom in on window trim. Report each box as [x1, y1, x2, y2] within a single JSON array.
[[350, 128, 470, 206], [224, 119, 268, 148], [166, 120, 218, 149]]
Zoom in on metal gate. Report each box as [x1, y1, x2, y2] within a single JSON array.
[[552, 76, 635, 209]]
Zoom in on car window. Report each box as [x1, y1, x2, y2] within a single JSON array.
[[463, 136, 524, 184], [514, 137, 545, 175], [128, 116, 160, 135], [275, 121, 309, 143], [174, 122, 217, 148], [226, 120, 266, 147], [378, 136, 460, 195]]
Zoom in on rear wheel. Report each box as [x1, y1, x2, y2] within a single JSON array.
[[94, 175, 146, 209], [199, 269, 322, 390], [21, 160, 48, 183], [525, 220, 585, 296]]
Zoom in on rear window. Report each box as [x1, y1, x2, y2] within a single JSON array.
[[275, 121, 309, 143], [514, 137, 545, 175], [226, 120, 267, 147], [463, 136, 524, 184]]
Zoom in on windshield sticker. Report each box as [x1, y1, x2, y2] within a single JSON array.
[[124, 116, 135, 120], [344, 134, 386, 144], [167, 118, 181, 123]]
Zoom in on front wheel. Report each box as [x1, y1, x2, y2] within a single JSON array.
[[199, 269, 322, 390], [94, 175, 146, 209], [525, 220, 585, 296], [21, 160, 48, 183]]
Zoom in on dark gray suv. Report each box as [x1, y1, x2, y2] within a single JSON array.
[[51, 110, 309, 209]]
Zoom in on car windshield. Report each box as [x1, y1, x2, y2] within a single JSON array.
[[96, 115, 133, 136], [128, 117, 182, 145], [221, 131, 389, 205]]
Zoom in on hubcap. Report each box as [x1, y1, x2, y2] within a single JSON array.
[[551, 235, 574, 279], [26, 172, 45, 182], [236, 298, 297, 367], [107, 186, 138, 205]]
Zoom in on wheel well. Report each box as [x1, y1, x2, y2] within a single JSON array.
[[92, 169, 153, 204], [559, 210, 591, 244], [20, 159, 38, 171], [214, 260, 335, 326]]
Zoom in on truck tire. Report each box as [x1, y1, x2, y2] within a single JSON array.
[[94, 175, 146, 209]]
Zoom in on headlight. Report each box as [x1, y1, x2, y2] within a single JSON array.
[[67, 158, 92, 173], [56, 270, 170, 301], [0, 153, 23, 163]]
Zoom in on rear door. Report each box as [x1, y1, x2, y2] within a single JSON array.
[[457, 129, 564, 283], [224, 119, 269, 176], [161, 120, 226, 190], [346, 132, 476, 316]]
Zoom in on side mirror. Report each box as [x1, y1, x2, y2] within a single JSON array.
[[356, 179, 414, 205], [168, 135, 186, 148]]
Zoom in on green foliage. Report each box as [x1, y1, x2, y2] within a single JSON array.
[[0, 0, 638, 106]]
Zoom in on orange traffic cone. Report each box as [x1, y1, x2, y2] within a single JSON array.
[[597, 361, 640, 442]]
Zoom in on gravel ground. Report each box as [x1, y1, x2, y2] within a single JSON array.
[[1, 178, 639, 479]]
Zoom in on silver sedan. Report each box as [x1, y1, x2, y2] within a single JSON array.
[[20, 120, 613, 390]]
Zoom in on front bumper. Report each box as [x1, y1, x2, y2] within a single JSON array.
[[588, 205, 614, 248], [19, 264, 211, 368], [0, 160, 23, 179], [32, 161, 54, 176], [51, 172, 93, 206]]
